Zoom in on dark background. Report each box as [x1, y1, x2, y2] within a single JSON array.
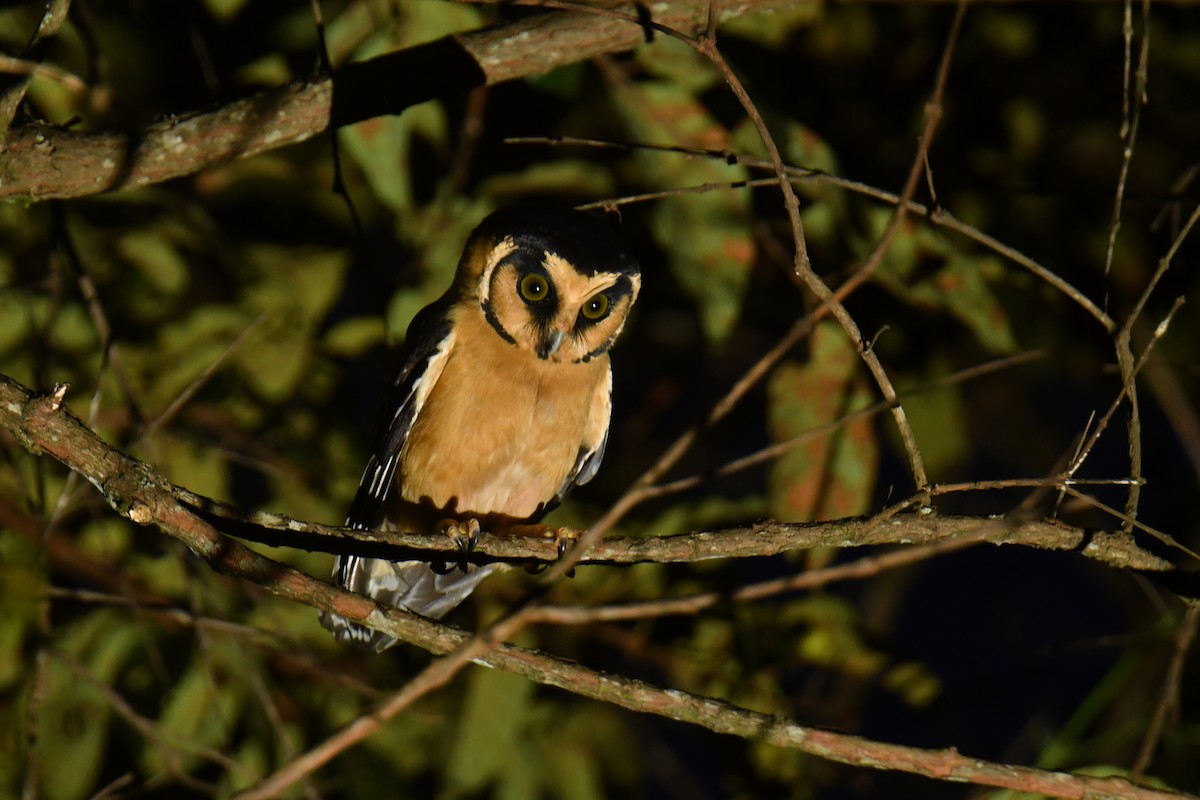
[[1, 1, 1198, 798]]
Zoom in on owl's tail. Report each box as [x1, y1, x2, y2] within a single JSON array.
[[320, 556, 500, 652]]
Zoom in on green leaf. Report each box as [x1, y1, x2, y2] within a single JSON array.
[[635, 35, 719, 93], [141, 637, 249, 777], [47, 302, 98, 354], [37, 667, 110, 800], [384, 198, 494, 341], [77, 517, 133, 562], [156, 435, 230, 501], [883, 660, 942, 709], [234, 53, 293, 86], [526, 63, 586, 99], [444, 667, 535, 795], [767, 322, 879, 521], [737, 115, 847, 249], [117, 230, 191, 297], [477, 160, 616, 203], [133, 304, 246, 409], [0, 289, 31, 354], [542, 708, 639, 800], [222, 739, 269, 795], [0, 536, 42, 690], [784, 596, 939, 701], [237, 245, 350, 401], [204, 0, 250, 24], [721, 1, 822, 48], [866, 208, 1017, 353], [612, 80, 756, 343], [323, 316, 386, 358], [923, 255, 1019, 354], [128, 550, 191, 601], [36, 612, 141, 800], [885, 363, 969, 480], [341, 104, 449, 212], [336, 1, 481, 213], [648, 191, 755, 343]]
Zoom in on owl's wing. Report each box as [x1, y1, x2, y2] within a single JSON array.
[[551, 365, 613, 508], [322, 299, 471, 651], [343, 302, 455, 533], [330, 300, 455, 588]]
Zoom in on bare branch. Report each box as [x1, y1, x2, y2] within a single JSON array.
[[1134, 605, 1200, 775], [526, 136, 1117, 331], [0, 0, 797, 200], [0, 372, 1185, 581]]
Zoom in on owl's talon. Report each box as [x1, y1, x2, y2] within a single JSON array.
[[521, 527, 578, 576], [553, 528, 579, 578], [463, 518, 483, 552], [431, 560, 455, 575], [438, 518, 482, 573]]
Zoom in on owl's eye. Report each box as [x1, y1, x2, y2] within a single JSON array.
[[519, 274, 550, 303], [581, 294, 610, 321]]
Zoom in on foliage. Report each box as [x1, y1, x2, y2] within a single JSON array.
[[2, 0, 1199, 798]]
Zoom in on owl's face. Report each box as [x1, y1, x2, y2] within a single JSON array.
[[458, 206, 641, 364]]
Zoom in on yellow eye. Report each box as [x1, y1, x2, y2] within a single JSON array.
[[519, 274, 550, 303], [581, 294, 609, 320]]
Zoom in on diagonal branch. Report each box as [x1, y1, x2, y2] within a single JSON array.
[[0, 0, 796, 200]]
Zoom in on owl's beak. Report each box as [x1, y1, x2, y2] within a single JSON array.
[[539, 329, 566, 360]]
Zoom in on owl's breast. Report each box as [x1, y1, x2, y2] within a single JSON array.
[[397, 313, 609, 521]]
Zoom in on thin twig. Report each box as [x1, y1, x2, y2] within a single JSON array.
[[138, 312, 266, 438], [1107, 0, 1154, 530], [1137, 316, 1200, 485], [86, 773, 135, 800], [518, 136, 1116, 331], [0, 55, 87, 93], [1061, 487, 1200, 565], [1121, 203, 1200, 343], [525, 523, 1000, 626], [1133, 605, 1200, 775], [1104, 0, 1150, 281], [233, 605, 539, 800], [51, 648, 245, 776], [934, 477, 1145, 494], [544, 1, 969, 581], [244, 659, 325, 800], [641, 351, 1042, 502], [1071, 298, 1186, 511]]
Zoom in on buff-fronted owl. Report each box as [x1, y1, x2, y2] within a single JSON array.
[[320, 204, 640, 651]]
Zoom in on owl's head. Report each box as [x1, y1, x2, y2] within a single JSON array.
[[456, 204, 641, 364]]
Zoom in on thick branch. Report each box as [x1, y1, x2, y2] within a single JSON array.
[[0, 373, 1186, 588], [0, 0, 796, 200]]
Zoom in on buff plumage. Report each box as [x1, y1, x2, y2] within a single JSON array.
[[320, 204, 640, 651]]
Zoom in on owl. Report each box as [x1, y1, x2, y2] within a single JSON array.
[[320, 204, 641, 651]]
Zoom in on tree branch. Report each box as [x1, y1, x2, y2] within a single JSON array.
[[0, 0, 796, 200], [0, 372, 1187, 587], [1, 373, 1190, 799]]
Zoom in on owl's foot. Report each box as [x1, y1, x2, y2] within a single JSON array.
[[523, 526, 580, 577], [431, 517, 482, 574], [448, 517, 482, 553]]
